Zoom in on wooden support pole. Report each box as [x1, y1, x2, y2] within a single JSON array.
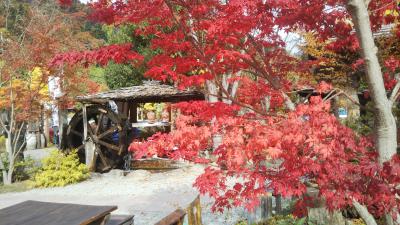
[[129, 102, 137, 123], [261, 194, 273, 219], [43, 112, 49, 148], [275, 194, 282, 215], [83, 105, 96, 171]]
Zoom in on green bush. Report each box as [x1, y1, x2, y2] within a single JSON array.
[[0, 152, 38, 184], [33, 150, 89, 187], [13, 157, 40, 182], [236, 215, 306, 225], [265, 215, 306, 225]]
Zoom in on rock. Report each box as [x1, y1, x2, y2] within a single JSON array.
[[306, 187, 346, 225], [308, 207, 346, 225]]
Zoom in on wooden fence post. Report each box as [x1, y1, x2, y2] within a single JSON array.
[[261, 194, 273, 219]]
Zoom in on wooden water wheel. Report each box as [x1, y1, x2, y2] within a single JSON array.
[[66, 105, 127, 172]]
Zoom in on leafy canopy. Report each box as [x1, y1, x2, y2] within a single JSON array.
[[54, 0, 400, 217]]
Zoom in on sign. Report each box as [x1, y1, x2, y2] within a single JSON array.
[[338, 107, 348, 118]]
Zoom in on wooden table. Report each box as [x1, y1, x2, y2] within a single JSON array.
[[0, 200, 117, 225]]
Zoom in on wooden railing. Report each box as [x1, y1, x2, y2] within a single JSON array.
[[154, 209, 186, 225], [186, 195, 202, 225], [154, 195, 203, 225]]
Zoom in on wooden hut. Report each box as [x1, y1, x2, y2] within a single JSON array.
[[65, 81, 204, 172]]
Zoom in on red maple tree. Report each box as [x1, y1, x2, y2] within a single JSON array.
[[54, 0, 400, 223]]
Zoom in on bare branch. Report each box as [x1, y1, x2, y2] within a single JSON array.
[[324, 90, 343, 102], [12, 122, 25, 154], [323, 89, 340, 101], [13, 139, 26, 162], [0, 114, 9, 135]]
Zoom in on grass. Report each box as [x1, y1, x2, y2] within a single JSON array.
[[0, 181, 33, 194]]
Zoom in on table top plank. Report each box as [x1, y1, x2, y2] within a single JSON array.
[[0, 200, 117, 225]]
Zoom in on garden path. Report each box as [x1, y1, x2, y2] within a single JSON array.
[[0, 164, 247, 225]]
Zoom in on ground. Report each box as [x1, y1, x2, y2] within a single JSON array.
[[0, 163, 249, 225]]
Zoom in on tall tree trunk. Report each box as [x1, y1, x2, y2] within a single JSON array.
[[347, 1, 397, 224], [347, 0, 397, 165]]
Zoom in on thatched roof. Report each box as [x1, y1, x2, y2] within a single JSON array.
[[76, 81, 205, 104]]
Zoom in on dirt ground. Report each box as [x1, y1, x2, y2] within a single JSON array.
[[0, 163, 248, 225]]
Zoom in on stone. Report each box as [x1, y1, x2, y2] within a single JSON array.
[[308, 207, 346, 225]]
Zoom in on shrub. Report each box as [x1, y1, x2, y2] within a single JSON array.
[[0, 152, 38, 184], [33, 150, 89, 187], [235, 215, 306, 225], [13, 157, 39, 182], [351, 218, 366, 225]]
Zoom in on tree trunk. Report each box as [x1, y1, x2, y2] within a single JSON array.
[[347, 1, 397, 224], [4, 137, 13, 185], [206, 80, 218, 103], [347, 0, 397, 166], [0, 154, 9, 185], [43, 114, 49, 148]]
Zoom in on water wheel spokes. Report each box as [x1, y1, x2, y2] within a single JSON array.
[[97, 126, 119, 139], [94, 112, 104, 135], [69, 129, 83, 138], [95, 145, 111, 171], [66, 105, 127, 172]]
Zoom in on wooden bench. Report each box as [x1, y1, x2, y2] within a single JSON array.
[[0, 200, 117, 225], [106, 215, 134, 225], [154, 209, 186, 225], [154, 195, 203, 225]]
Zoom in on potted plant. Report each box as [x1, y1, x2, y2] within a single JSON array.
[[143, 103, 156, 123]]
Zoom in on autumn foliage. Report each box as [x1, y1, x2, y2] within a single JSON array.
[[55, 0, 400, 218]]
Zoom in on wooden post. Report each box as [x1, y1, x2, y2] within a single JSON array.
[[261, 194, 273, 219], [187, 195, 202, 225], [275, 194, 282, 215], [83, 105, 95, 170], [43, 112, 49, 148], [58, 108, 68, 148], [35, 120, 41, 149], [129, 102, 137, 123]]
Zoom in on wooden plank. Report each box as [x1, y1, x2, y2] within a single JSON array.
[[0, 201, 117, 225], [187, 195, 202, 225], [154, 209, 186, 225], [131, 159, 178, 170]]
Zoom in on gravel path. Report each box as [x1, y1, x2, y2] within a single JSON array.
[[0, 163, 247, 225]]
